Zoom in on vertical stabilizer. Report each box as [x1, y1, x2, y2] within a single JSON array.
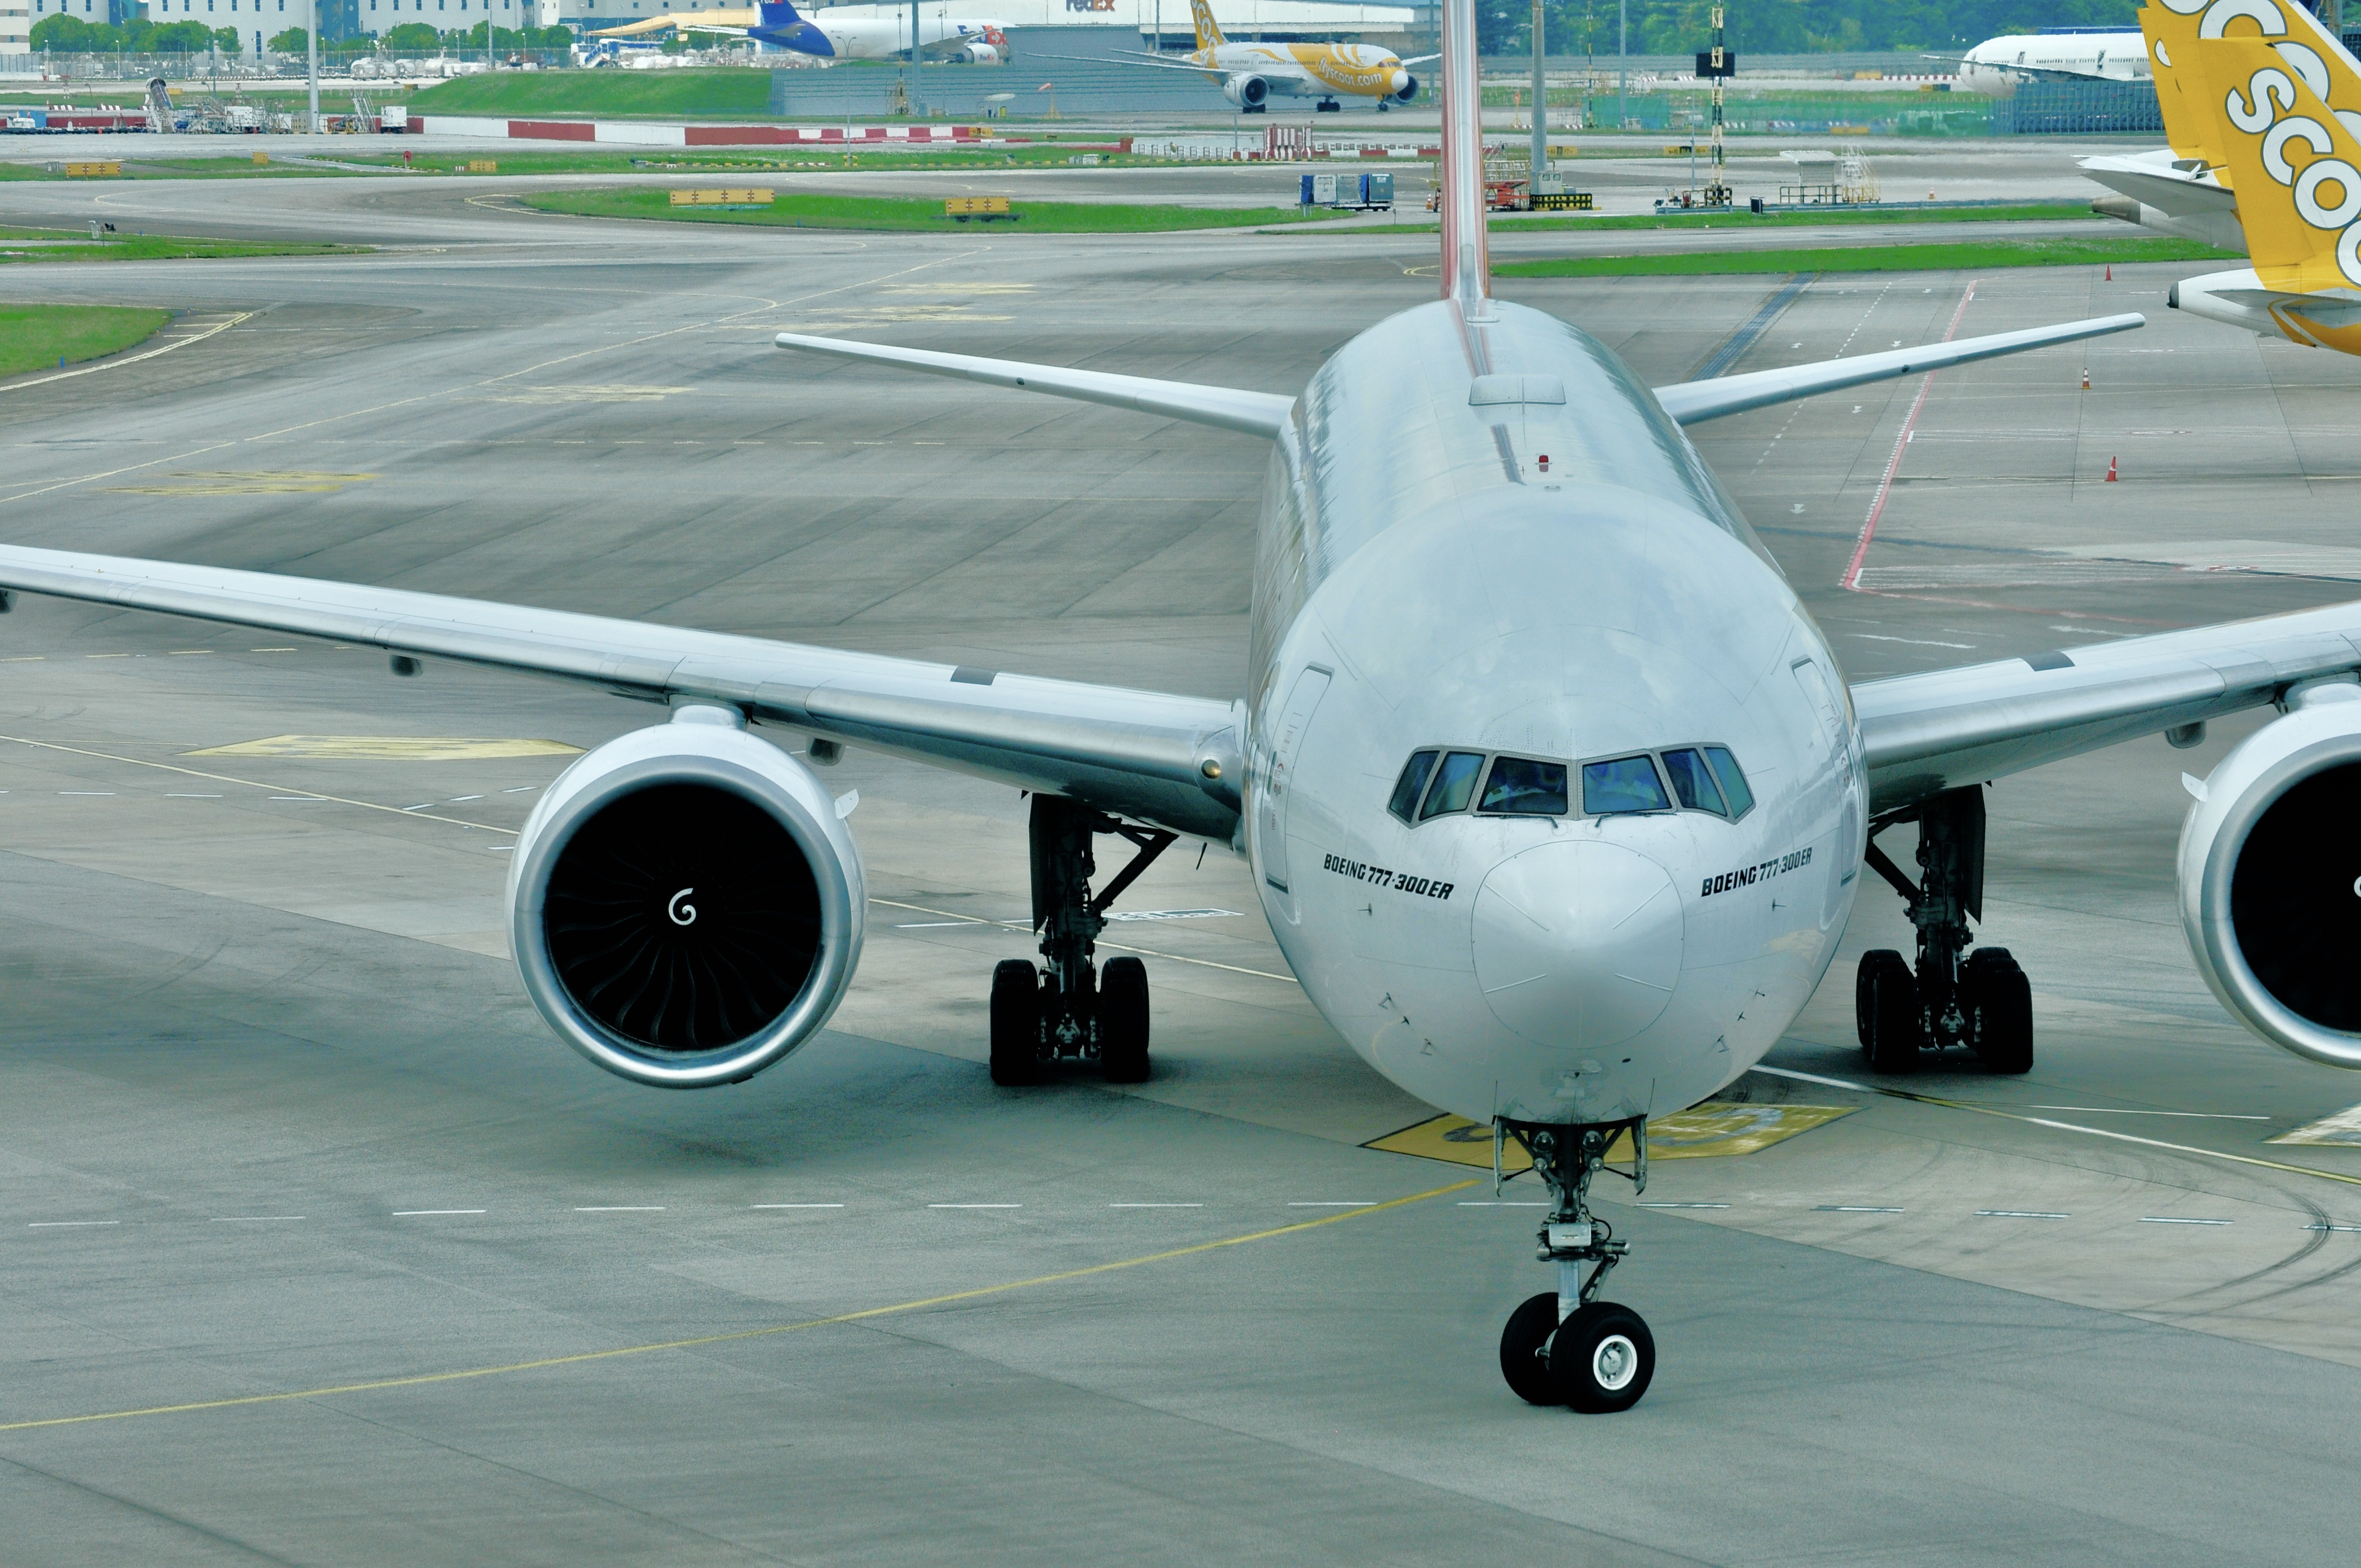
[[2137, 3, 2231, 172], [1437, 0, 1488, 312], [1189, 0, 1226, 52], [2189, 30, 2361, 289]]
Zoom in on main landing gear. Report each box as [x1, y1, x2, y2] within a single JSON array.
[[989, 795, 1174, 1088], [1854, 785, 2032, 1075], [1497, 1118, 1656, 1413], [1315, 99, 1342, 112]]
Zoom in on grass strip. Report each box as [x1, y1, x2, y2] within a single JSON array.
[[0, 303, 171, 378], [1494, 235, 2242, 277], [520, 185, 1318, 232], [406, 66, 775, 119], [0, 227, 361, 265]]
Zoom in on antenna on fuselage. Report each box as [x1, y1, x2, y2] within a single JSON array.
[[1437, 0, 1490, 317]]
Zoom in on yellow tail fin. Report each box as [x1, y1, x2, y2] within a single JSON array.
[[1190, 0, 1226, 52], [2189, 31, 2361, 287], [2138, 3, 2232, 173]]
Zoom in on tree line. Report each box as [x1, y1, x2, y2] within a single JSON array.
[[29, 14, 576, 53]]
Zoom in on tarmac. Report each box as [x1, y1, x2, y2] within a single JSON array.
[[1, 164, 2359, 1564]]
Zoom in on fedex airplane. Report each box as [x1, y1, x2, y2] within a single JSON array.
[[10, 0, 2361, 1416]]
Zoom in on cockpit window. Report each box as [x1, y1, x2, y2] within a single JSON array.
[[1660, 748, 1726, 816], [1419, 750, 1486, 819], [1582, 755, 1671, 815], [1478, 756, 1569, 815], [1704, 745, 1754, 819], [1388, 749, 1439, 824]]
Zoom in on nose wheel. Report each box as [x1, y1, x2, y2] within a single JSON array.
[[1495, 1118, 1656, 1412]]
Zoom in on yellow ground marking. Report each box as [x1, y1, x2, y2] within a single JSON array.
[[1757, 1065, 2361, 1191], [868, 895, 1300, 984], [2268, 1103, 2361, 1147], [877, 282, 1035, 295], [186, 736, 583, 762], [475, 385, 688, 405], [0, 1178, 1476, 1435], [1367, 1103, 1859, 1171], [0, 312, 252, 395], [104, 471, 377, 497], [0, 733, 508, 833]]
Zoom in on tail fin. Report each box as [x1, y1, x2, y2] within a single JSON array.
[[2189, 29, 2361, 288], [1437, 0, 1487, 312], [2136, 3, 2231, 172], [758, 0, 802, 28], [1189, 0, 1225, 52]]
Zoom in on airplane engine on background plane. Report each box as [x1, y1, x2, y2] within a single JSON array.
[[507, 707, 866, 1088], [953, 42, 1000, 63], [2180, 683, 2361, 1068], [1224, 74, 1269, 108], [1391, 72, 1418, 102]]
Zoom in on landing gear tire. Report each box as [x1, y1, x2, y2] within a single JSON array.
[[1859, 949, 1921, 1074], [1099, 955, 1150, 1083], [989, 959, 1041, 1087], [1499, 1292, 1560, 1406], [1963, 946, 2033, 1074], [1548, 1301, 1656, 1414]]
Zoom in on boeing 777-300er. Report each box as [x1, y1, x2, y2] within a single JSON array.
[[659, 1, 1011, 63], [1045, 0, 1426, 112], [20, 0, 2361, 1416], [2124, 0, 2361, 352], [1949, 26, 2150, 94]]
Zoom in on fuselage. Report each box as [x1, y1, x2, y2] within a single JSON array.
[[1239, 298, 1865, 1128], [753, 15, 1005, 61], [1194, 41, 1412, 100], [1957, 31, 2147, 95]]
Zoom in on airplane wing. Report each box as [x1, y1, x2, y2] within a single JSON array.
[[1032, 51, 1226, 75], [2077, 154, 2236, 217], [1651, 313, 2144, 425], [1399, 52, 1439, 65], [0, 546, 1245, 841], [2202, 288, 2361, 326], [1852, 602, 2361, 815], [773, 333, 1295, 437]]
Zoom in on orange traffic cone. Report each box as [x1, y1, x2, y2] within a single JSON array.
[[2106, 264, 2113, 281], [2106, 456, 2118, 481], [2081, 367, 2091, 389]]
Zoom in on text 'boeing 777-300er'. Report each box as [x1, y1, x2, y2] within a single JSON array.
[[21, 0, 2361, 1412]]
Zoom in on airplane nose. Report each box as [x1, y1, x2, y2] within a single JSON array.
[[1472, 841, 1682, 1049]]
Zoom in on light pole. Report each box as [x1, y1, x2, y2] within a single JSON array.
[[306, 0, 320, 133], [1528, 0, 1544, 185], [1616, 0, 1624, 131]]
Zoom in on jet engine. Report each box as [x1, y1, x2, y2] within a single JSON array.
[[1224, 74, 1270, 108], [508, 706, 866, 1088], [952, 42, 1000, 64], [1391, 72, 1418, 102], [2179, 684, 2361, 1068]]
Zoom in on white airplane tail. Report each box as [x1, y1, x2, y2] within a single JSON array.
[[1437, 0, 1487, 312]]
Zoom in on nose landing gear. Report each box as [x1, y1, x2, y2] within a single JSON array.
[[1856, 785, 2032, 1075], [1495, 1117, 1657, 1413], [988, 795, 1173, 1087]]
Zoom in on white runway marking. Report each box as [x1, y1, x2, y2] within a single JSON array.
[[1636, 1202, 1729, 1210], [2140, 1216, 2232, 1226], [929, 1204, 1020, 1209], [1978, 1210, 2070, 1219], [28, 1221, 118, 1228], [575, 1206, 665, 1212], [2032, 1106, 2268, 1120], [1288, 1202, 1373, 1207], [1815, 1205, 1904, 1213], [1459, 1201, 1549, 1207], [57, 791, 114, 797], [1109, 1202, 1204, 1208], [752, 1204, 844, 1209], [2304, 1223, 2361, 1233], [393, 1210, 486, 1216], [211, 1216, 304, 1222], [166, 793, 222, 798]]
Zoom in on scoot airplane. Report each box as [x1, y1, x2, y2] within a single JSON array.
[[2079, 3, 2250, 252], [14, 0, 2361, 1417], [1052, 0, 1426, 113], [2147, 1, 2361, 350]]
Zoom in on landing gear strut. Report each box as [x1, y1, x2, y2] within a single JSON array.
[[1496, 1118, 1657, 1413], [1855, 786, 2032, 1075], [989, 795, 1173, 1087]]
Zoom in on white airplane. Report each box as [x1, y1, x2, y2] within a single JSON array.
[[9, 0, 2357, 1417], [686, 1, 1011, 64], [1952, 26, 2150, 94]]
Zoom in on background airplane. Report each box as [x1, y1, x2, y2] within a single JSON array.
[[1049, 0, 1426, 113], [1950, 26, 2150, 94], [659, 1, 1012, 64]]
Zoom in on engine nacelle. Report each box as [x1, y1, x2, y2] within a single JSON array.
[[954, 42, 1000, 64], [1392, 72, 1418, 102], [2179, 687, 2361, 1067], [508, 707, 865, 1087], [1225, 74, 1270, 108]]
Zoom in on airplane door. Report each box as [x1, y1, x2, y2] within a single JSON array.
[[1256, 666, 1331, 895]]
